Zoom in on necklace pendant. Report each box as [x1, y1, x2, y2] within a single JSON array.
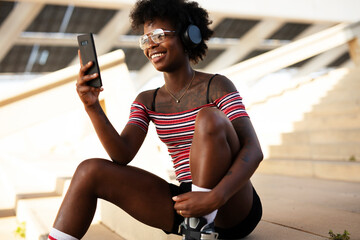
[[176, 99, 180, 103]]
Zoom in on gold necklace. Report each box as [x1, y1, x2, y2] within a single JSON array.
[[165, 71, 195, 103]]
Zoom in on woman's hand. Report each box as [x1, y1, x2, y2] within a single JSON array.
[[172, 191, 224, 218], [76, 50, 103, 107]]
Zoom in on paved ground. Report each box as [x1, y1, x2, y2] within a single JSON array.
[[250, 173, 360, 240], [0, 173, 359, 240]]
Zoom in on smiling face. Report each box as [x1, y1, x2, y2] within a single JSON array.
[[143, 18, 188, 72]]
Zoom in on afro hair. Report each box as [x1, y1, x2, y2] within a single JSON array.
[[130, 0, 214, 64]]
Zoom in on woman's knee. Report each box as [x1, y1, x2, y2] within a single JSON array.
[[193, 107, 240, 158], [73, 158, 108, 186], [195, 107, 231, 136]]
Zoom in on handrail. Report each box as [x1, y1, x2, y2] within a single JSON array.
[[1, 22, 359, 107], [221, 21, 360, 85], [0, 49, 125, 107]]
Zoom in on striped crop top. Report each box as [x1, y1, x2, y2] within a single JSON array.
[[127, 91, 248, 183]]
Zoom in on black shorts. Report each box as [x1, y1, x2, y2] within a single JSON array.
[[166, 182, 262, 239]]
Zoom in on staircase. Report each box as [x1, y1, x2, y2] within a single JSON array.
[[0, 50, 134, 240], [258, 67, 360, 182]]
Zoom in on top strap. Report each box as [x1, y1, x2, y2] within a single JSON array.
[[152, 87, 160, 111], [206, 74, 219, 104]]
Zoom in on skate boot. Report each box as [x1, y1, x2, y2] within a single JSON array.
[[179, 217, 219, 240]]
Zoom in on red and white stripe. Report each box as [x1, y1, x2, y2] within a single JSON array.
[[127, 91, 248, 183]]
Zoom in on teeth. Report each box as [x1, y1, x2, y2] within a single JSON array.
[[151, 53, 164, 59]]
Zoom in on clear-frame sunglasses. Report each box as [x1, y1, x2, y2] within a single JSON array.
[[139, 28, 176, 50]]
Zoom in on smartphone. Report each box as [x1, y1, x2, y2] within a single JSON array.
[[77, 33, 102, 88]]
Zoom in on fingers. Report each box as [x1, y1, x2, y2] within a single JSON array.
[[78, 49, 83, 66], [78, 60, 98, 85], [178, 209, 187, 217], [172, 192, 190, 202], [173, 192, 213, 218], [76, 83, 103, 96], [79, 61, 94, 77], [76, 52, 102, 102], [81, 72, 99, 84], [76, 82, 91, 96], [76, 67, 102, 95], [173, 193, 190, 217]]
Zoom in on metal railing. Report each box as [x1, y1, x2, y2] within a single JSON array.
[[221, 21, 360, 85]]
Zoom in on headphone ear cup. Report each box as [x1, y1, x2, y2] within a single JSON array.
[[183, 24, 202, 47]]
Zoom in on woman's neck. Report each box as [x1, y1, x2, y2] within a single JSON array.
[[163, 66, 194, 92]]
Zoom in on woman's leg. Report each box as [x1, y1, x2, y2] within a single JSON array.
[[191, 107, 240, 188], [52, 158, 176, 239], [190, 107, 253, 227]]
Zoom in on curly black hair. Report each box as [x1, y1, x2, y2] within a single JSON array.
[[130, 0, 213, 64]]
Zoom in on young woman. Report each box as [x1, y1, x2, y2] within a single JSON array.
[[48, 0, 263, 239]]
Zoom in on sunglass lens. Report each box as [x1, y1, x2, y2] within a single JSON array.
[[139, 35, 149, 50], [152, 32, 165, 44], [139, 29, 167, 50]]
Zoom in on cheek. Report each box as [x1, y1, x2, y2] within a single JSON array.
[[174, 37, 185, 52], [169, 38, 187, 59]]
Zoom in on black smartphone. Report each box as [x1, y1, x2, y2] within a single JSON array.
[[77, 33, 102, 88]]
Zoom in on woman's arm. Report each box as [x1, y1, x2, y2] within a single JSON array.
[[76, 50, 147, 165], [208, 74, 263, 208], [84, 102, 147, 165]]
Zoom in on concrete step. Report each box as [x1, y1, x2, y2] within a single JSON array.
[[309, 103, 360, 116], [0, 172, 125, 240], [263, 68, 360, 181], [337, 66, 360, 79], [0, 216, 19, 240], [2, 174, 358, 240], [334, 76, 360, 88], [257, 159, 360, 182], [2, 192, 328, 240], [0, 151, 81, 215], [100, 195, 326, 240], [303, 108, 360, 120], [317, 90, 360, 104], [314, 95, 360, 108], [251, 174, 360, 238], [17, 197, 62, 240], [294, 113, 360, 130], [15, 196, 124, 240], [100, 200, 181, 240], [325, 78, 360, 89], [281, 129, 360, 144], [0, 155, 56, 211], [269, 142, 360, 161]]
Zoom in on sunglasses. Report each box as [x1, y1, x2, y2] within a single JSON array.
[[139, 28, 176, 50]]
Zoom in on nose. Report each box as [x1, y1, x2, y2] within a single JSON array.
[[147, 37, 159, 49]]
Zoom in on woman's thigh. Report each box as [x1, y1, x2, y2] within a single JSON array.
[[77, 158, 176, 232]]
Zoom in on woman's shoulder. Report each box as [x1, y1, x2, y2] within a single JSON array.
[[200, 72, 237, 102], [134, 88, 159, 109]]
